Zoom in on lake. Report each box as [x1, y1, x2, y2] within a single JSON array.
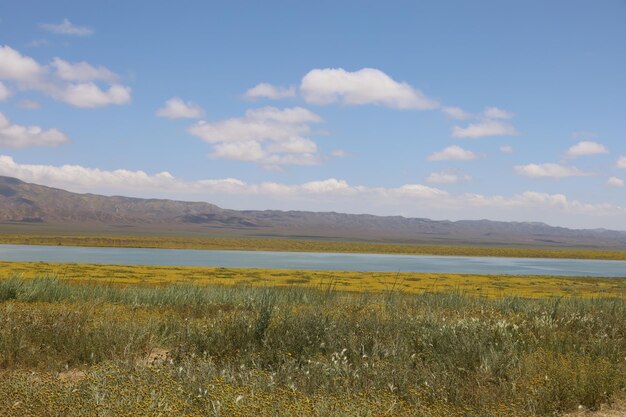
[[1, 244, 625, 277]]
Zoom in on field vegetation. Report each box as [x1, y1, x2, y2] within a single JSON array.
[[2, 233, 626, 260], [0, 277, 626, 417], [1, 261, 625, 299], [0, 276, 625, 416]]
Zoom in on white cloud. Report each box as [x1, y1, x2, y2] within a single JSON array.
[[301, 179, 351, 193], [394, 184, 449, 199], [514, 163, 592, 179], [0, 112, 69, 148], [40, 19, 94, 36], [212, 141, 266, 161], [157, 97, 205, 119], [428, 145, 476, 161], [441, 106, 470, 120], [0, 155, 182, 190], [0, 82, 11, 101], [2, 155, 624, 229], [300, 67, 438, 110], [565, 141, 608, 158], [451, 105, 518, 139], [18, 99, 41, 109], [0, 46, 44, 84], [0, 45, 131, 108], [426, 170, 471, 184], [51, 58, 118, 82], [188, 106, 323, 167], [51, 83, 131, 108], [452, 120, 518, 138], [331, 149, 346, 157], [483, 106, 513, 120], [500, 145, 513, 154], [617, 156, 626, 169], [244, 83, 296, 100], [607, 177, 624, 187]]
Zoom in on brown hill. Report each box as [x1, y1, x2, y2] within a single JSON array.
[[1, 175, 625, 248]]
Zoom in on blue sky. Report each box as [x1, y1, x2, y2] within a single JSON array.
[[1, 1, 625, 229]]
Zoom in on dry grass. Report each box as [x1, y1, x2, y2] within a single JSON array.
[[564, 394, 626, 416]]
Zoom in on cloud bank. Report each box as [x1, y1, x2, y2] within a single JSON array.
[[514, 163, 592, 179], [1, 155, 623, 229]]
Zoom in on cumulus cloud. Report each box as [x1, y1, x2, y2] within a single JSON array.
[[394, 184, 449, 199], [0, 112, 69, 148], [426, 170, 471, 184], [156, 97, 205, 119], [452, 120, 518, 139], [0, 46, 44, 84], [188, 106, 323, 167], [211, 141, 266, 161], [441, 106, 470, 120], [50, 83, 130, 108], [483, 106, 513, 120], [565, 141, 608, 158], [244, 83, 296, 100], [617, 156, 626, 169], [40, 19, 94, 36], [451, 105, 518, 139], [428, 145, 476, 161], [0, 45, 131, 108], [2, 155, 624, 229], [0, 82, 10, 101], [500, 145, 513, 154], [514, 163, 592, 179], [301, 178, 351, 193], [607, 177, 624, 187], [300, 68, 438, 110], [51, 58, 118, 82]]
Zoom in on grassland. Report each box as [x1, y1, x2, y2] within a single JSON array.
[[0, 276, 625, 416], [1, 261, 626, 298], [2, 233, 626, 260]]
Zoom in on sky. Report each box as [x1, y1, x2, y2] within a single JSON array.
[[1, 1, 625, 230]]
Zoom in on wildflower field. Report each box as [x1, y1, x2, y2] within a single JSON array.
[[0, 271, 625, 416], [1, 261, 625, 299], [2, 233, 626, 260]]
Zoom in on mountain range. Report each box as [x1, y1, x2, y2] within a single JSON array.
[[1, 175, 625, 249]]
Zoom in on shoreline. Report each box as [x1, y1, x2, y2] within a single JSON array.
[[1, 234, 626, 261]]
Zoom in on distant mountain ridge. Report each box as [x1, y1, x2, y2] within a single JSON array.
[[1, 175, 625, 248]]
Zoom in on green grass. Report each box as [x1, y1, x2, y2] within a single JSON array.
[[2, 233, 626, 260], [1, 276, 625, 416]]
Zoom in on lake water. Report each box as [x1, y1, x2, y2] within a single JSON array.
[[0, 244, 625, 277]]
